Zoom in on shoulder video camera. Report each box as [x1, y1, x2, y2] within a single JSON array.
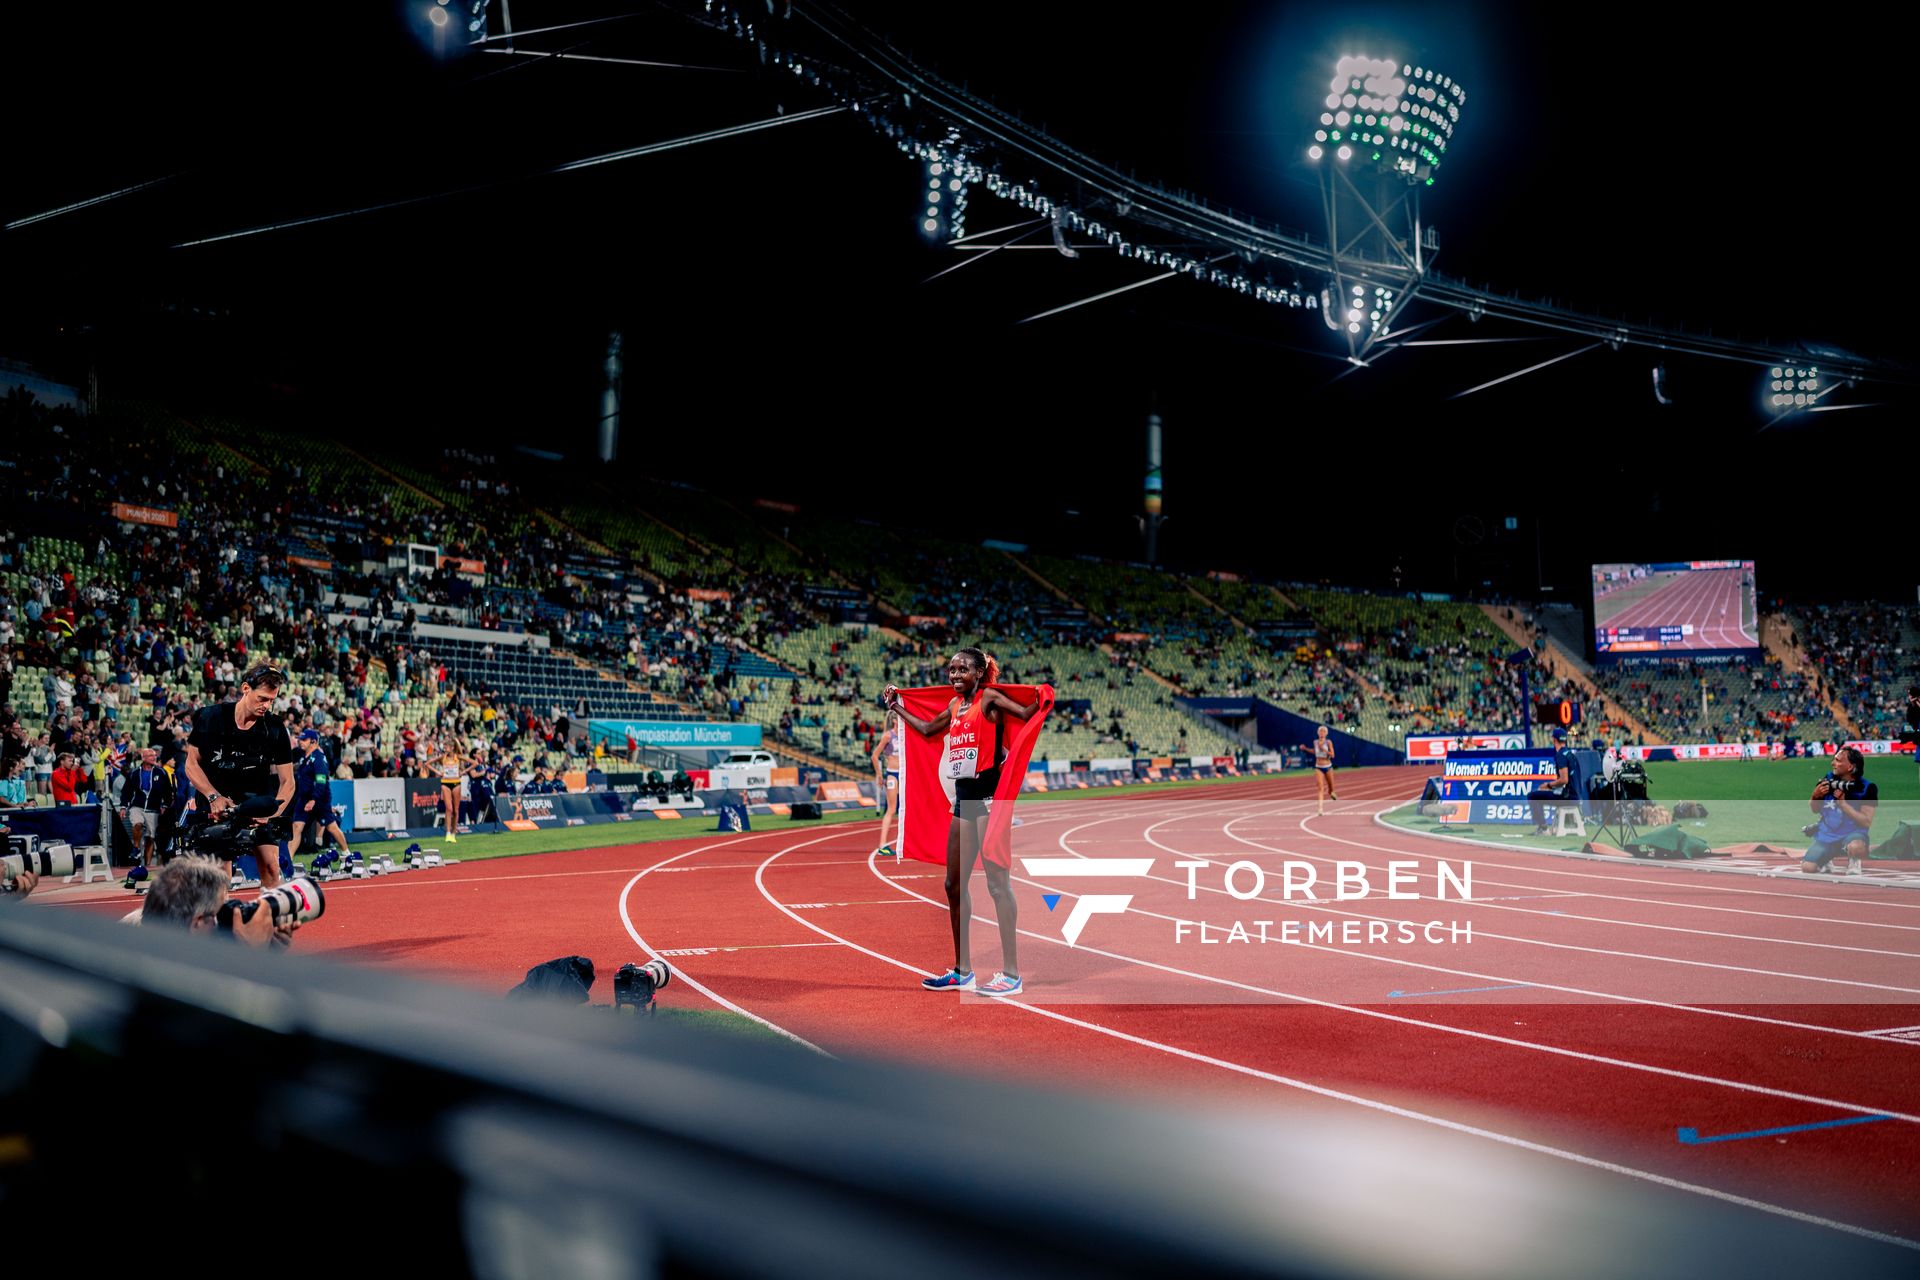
[[183, 794, 283, 861]]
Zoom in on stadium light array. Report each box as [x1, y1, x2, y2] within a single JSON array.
[[914, 129, 971, 240], [1308, 54, 1465, 186], [1766, 364, 1820, 410]]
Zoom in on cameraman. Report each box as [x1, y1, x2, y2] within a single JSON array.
[[139, 857, 295, 945], [183, 663, 297, 890], [1799, 746, 1877, 876], [1528, 727, 1579, 835]]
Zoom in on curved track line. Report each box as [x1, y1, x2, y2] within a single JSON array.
[[1119, 805, 1920, 1044], [1262, 814, 1920, 960], [618, 828, 842, 1055], [747, 844, 1919, 1252], [1206, 820, 1920, 995], [1089, 800, 1920, 997], [1224, 809, 1920, 931], [855, 817, 1920, 1126]]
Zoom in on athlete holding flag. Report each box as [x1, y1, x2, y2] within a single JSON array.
[[887, 648, 1049, 998]]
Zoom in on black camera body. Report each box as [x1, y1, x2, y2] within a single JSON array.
[[181, 795, 284, 863], [613, 959, 671, 1013]]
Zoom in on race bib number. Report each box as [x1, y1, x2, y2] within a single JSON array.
[[945, 745, 980, 779]]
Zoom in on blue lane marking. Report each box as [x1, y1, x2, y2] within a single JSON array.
[[1676, 1115, 1894, 1145], [1041, 894, 1061, 912], [1386, 983, 1533, 998]]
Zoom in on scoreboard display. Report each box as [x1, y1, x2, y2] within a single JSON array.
[[1592, 560, 1758, 659], [1434, 747, 1561, 825]]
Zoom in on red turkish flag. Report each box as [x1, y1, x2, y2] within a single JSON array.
[[895, 683, 1054, 868]]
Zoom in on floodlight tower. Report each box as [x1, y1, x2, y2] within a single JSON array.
[[1305, 54, 1466, 363]]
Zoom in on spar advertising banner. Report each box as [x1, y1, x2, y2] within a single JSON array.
[[1620, 739, 1914, 763], [1404, 731, 1529, 763], [351, 777, 406, 831], [1433, 747, 1559, 825]]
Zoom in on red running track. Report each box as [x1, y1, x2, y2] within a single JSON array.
[[1597, 568, 1754, 650], [52, 769, 1920, 1253]]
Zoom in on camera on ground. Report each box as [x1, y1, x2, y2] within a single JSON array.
[[613, 959, 671, 1013]]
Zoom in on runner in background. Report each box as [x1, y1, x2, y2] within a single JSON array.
[[869, 705, 903, 858], [1313, 724, 1339, 815]]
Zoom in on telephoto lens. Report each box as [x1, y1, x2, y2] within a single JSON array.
[[216, 874, 327, 932], [256, 874, 327, 925], [2, 840, 75, 883]]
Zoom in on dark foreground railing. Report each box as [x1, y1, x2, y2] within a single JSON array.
[[0, 907, 1909, 1277]]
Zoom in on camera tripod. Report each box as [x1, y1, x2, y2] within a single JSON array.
[[1591, 778, 1643, 848]]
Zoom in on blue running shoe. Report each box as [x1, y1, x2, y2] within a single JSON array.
[[977, 973, 1024, 997], [876, 844, 898, 859], [921, 969, 975, 991]]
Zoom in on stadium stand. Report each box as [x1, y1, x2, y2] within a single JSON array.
[[9, 387, 1903, 803], [1786, 602, 1919, 739]]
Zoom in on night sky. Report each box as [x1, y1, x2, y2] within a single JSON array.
[[4, 3, 1913, 602]]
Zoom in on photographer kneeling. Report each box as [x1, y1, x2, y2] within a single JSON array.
[[1800, 746, 1877, 876], [139, 857, 300, 946], [183, 664, 297, 890]]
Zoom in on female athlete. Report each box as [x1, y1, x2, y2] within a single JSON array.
[[1313, 723, 1339, 815], [869, 706, 903, 858], [886, 648, 1042, 997]]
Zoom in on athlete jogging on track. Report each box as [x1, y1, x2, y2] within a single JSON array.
[[1313, 723, 1339, 815], [869, 706, 903, 858], [886, 647, 1043, 998]]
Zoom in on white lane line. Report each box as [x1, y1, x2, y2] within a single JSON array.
[[1027, 791, 1920, 1056], [1067, 800, 1920, 1048], [1252, 827, 1920, 932], [618, 827, 848, 1055], [1188, 818, 1920, 991], [740, 845, 1920, 1254], [880, 806, 1920, 1123], [1021, 805, 1920, 1066], [656, 943, 843, 956], [1257, 814, 1920, 961]]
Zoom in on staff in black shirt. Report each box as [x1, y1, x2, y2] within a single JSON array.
[[1529, 727, 1580, 834], [184, 664, 297, 889]]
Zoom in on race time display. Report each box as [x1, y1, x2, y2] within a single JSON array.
[[1592, 560, 1757, 659]]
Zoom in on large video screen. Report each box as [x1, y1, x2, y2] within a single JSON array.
[[1592, 560, 1757, 658]]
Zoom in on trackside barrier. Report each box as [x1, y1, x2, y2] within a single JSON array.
[[0, 910, 1901, 1276]]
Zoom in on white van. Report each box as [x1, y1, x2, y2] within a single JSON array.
[[709, 750, 777, 789]]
